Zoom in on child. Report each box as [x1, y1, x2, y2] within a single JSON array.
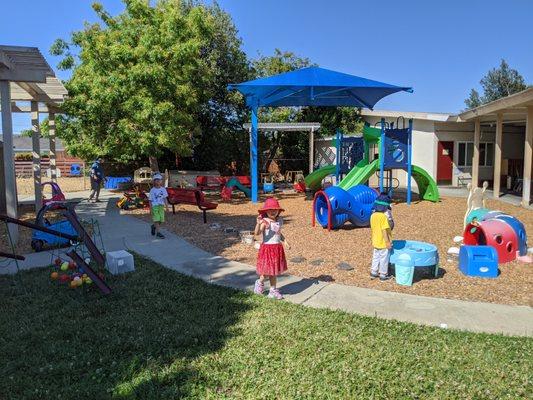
[[254, 198, 290, 299], [370, 194, 393, 281], [148, 173, 168, 239]]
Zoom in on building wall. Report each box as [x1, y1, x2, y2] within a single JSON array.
[[434, 122, 525, 186]]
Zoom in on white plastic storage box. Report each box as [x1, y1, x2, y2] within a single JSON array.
[[106, 250, 135, 275]]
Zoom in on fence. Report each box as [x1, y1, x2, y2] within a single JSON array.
[[15, 159, 87, 179]]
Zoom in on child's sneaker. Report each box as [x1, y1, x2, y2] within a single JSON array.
[[379, 274, 393, 281], [156, 232, 165, 239], [254, 280, 264, 295], [370, 272, 379, 279], [268, 288, 283, 300]]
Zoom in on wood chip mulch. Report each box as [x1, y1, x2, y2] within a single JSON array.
[[125, 192, 532, 306]]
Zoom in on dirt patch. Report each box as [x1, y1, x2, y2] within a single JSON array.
[[127, 192, 532, 306]]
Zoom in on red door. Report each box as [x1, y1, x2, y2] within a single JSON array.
[[437, 141, 454, 182]]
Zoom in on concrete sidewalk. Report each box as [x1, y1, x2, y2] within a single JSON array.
[[3, 192, 532, 337]]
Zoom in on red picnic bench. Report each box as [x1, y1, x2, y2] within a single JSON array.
[[196, 175, 225, 191], [166, 188, 218, 223]]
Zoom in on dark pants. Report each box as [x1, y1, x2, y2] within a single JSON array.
[[89, 179, 102, 200]]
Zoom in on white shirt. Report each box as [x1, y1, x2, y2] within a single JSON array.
[[149, 187, 168, 206], [262, 217, 283, 244]]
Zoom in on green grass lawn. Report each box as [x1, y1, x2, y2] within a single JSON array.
[[1, 257, 531, 400]]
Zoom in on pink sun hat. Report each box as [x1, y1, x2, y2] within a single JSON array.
[[258, 197, 285, 214]]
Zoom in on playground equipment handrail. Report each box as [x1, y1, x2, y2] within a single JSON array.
[[0, 214, 80, 242]]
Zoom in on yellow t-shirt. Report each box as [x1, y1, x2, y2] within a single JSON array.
[[370, 212, 391, 249]]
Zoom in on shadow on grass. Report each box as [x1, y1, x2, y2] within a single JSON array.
[[0, 255, 252, 399]]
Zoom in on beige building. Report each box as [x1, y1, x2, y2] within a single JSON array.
[[314, 88, 533, 207]]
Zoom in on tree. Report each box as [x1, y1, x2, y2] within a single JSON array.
[[464, 59, 528, 109], [182, 2, 253, 173], [51, 0, 229, 171]]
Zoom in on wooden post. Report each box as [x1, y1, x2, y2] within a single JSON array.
[[0, 80, 18, 242], [48, 111, 57, 182], [31, 101, 42, 211], [309, 127, 314, 174], [493, 113, 503, 198], [522, 106, 533, 207], [472, 119, 480, 188]]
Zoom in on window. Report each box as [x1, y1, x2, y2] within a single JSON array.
[[457, 142, 493, 167]]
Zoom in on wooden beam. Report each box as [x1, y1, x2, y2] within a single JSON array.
[[522, 106, 533, 207], [0, 69, 48, 83], [31, 101, 42, 211], [472, 119, 480, 187], [0, 80, 19, 242], [49, 112, 57, 181], [493, 113, 503, 198]]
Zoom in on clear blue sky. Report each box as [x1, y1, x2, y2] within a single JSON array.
[[2, 0, 532, 133]]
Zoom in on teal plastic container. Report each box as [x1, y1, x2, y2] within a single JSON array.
[[394, 254, 415, 286], [263, 182, 274, 193]]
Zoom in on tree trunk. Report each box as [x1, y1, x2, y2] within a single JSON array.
[[149, 156, 159, 172]]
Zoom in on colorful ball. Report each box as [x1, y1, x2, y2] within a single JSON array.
[[54, 258, 62, 267], [60, 262, 69, 271], [69, 280, 77, 289], [50, 272, 59, 280]]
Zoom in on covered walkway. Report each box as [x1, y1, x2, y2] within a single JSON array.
[[459, 88, 533, 207], [0, 45, 68, 242]]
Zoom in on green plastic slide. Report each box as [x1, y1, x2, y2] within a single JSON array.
[[410, 165, 439, 202], [338, 160, 439, 202], [304, 165, 336, 191], [338, 159, 379, 190]]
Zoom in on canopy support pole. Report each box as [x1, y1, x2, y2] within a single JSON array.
[[309, 127, 314, 174], [250, 104, 259, 203], [379, 118, 385, 193], [31, 101, 42, 211], [0, 80, 18, 242], [406, 119, 413, 205]]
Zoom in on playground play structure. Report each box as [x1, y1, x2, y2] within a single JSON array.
[[229, 66, 413, 203], [1, 203, 111, 294], [311, 122, 439, 230], [454, 182, 530, 277]]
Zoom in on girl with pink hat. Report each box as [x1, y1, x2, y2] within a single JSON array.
[[253, 197, 290, 299]]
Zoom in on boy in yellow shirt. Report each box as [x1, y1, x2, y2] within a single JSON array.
[[370, 194, 393, 281]]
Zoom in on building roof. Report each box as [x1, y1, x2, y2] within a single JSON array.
[[458, 87, 533, 122], [242, 122, 320, 131], [0, 134, 64, 152], [361, 109, 453, 122]]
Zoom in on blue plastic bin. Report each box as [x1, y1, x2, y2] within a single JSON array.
[[105, 176, 132, 190], [394, 254, 415, 286], [263, 182, 274, 193], [459, 245, 498, 278]]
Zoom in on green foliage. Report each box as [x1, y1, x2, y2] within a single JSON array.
[[465, 59, 528, 110], [182, 2, 252, 172], [0, 256, 531, 399], [52, 0, 236, 165]]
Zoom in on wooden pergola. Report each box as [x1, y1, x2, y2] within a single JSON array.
[[458, 88, 533, 207], [0, 45, 68, 242], [242, 122, 321, 174]]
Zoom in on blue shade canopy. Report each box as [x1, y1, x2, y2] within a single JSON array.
[[228, 66, 412, 109]]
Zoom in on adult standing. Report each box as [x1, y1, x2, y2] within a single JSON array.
[[88, 157, 105, 202]]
